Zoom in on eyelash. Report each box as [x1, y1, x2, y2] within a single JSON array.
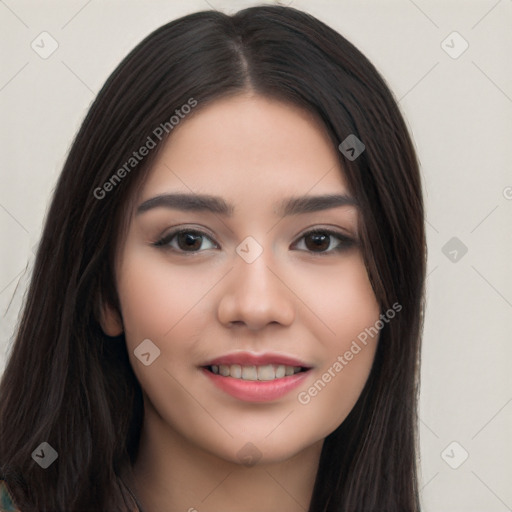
[[153, 227, 355, 255]]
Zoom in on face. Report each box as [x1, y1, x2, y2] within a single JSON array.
[[103, 94, 380, 466]]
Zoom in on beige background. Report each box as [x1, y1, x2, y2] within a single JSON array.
[[1, 1, 511, 510]]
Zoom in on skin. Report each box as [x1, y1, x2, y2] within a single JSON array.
[[102, 93, 380, 512]]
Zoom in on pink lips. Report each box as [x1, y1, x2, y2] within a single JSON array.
[[201, 352, 312, 403]]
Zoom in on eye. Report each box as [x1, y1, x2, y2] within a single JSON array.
[[154, 228, 218, 253], [292, 229, 355, 254]]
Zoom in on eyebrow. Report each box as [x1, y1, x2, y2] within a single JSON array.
[[136, 192, 357, 217]]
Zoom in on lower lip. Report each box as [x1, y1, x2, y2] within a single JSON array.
[[202, 368, 310, 402]]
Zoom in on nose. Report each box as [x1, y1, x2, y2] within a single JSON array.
[[216, 246, 296, 331]]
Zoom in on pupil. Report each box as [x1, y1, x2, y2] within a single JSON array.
[[306, 233, 329, 251], [179, 232, 201, 250]]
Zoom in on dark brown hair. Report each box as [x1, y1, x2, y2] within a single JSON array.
[[0, 5, 425, 511]]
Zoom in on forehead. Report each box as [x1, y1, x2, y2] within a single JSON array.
[[140, 94, 348, 203]]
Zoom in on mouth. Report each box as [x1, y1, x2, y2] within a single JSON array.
[[200, 353, 312, 402]]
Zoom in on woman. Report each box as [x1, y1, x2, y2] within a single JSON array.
[[0, 5, 425, 511]]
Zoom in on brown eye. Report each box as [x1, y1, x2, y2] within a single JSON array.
[[293, 229, 355, 254], [154, 229, 218, 253], [304, 233, 330, 252], [176, 232, 203, 251]]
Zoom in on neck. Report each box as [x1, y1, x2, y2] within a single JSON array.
[[124, 402, 323, 512]]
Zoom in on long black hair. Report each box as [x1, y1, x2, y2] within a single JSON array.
[[0, 5, 425, 511]]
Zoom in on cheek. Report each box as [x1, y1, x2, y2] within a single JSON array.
[[289, 253, 380, 340], [291, 255, 380, 433], [116, 249, 219, 344], [115, 250, 223, 407], [115, 252, 217, 425]]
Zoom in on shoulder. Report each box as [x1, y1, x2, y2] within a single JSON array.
[[0, 480, 20, 512]]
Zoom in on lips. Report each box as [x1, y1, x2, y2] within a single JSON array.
[[201, 352, 312, 402]]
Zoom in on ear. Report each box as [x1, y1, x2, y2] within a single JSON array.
[[98, 296, 124, 337]]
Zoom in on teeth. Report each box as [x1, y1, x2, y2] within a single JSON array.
[[242, 365, 258, 380], [275, 365, 286, 378], [257, 364, 275, 381], [209, 364, 303, 380], [230, 364, 242, 378]]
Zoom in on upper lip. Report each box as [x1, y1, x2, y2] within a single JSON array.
[[203, 352, 311, 368]]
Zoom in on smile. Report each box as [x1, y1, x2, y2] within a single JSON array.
[[201, 353, 312, 402]]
